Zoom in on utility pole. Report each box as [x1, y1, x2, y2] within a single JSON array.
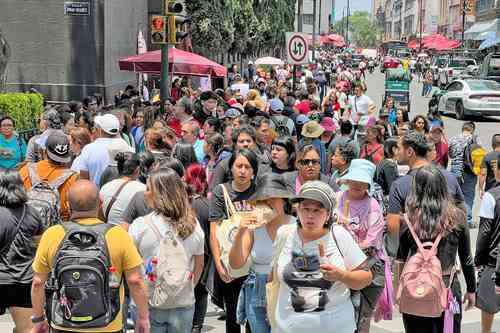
[[160, 1, 170, 112], [399, 2, 402, 40], [419, 0, 423, 51], [461, 0, 467, 48], [318, 0, 322, 35], [313, 0, 317, 61], [346, 0, 350, 46]]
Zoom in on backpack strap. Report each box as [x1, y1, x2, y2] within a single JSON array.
[[144, 214, 163, 243], [27, 163, 41, 186], [49, 169, 76, 190], [220, 184, 236, 218], [404, 214, 443, 260]]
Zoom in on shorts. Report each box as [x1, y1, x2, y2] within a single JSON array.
[[0, 283, 32, 309], [476, 266, 500, 314]]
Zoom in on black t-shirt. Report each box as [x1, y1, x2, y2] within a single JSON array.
[[192, 196, 211, 256], [209, 182, 257, 222], [482, 151, 500, 192], [376, 159, 399, 196], [388, 166, 465, 215], [121, 191, 152, 224], [0, 205, 45, 284]]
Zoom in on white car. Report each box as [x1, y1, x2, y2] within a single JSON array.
[[437, 79, 500, 120]]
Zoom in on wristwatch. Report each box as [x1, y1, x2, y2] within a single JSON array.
[[31, 314, 46, 324]]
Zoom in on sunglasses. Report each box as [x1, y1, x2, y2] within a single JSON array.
[[300, 159, 320, 167]]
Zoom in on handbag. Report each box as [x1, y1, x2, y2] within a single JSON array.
[[266, 224, 295, 330], [215, 184, 252, 278]]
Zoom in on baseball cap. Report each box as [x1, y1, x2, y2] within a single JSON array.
[[94, 114, 120, 135], [296, 114, 310, 126], [291, 180, 337, 214], [224, 108, 242, 119], [256, 78, 266, 85], [46, 132, 72, 164], [269, 98, 284, 113], [248, 61, 254, 65]]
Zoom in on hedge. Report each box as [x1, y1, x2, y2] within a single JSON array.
[[0, 93, 44, 130]]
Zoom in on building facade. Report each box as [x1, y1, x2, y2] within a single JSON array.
[[295, 0, 334, 35], [0, 0, 147, 103]]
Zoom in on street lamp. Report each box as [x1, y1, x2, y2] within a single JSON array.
[[419, 0, 423, 52]]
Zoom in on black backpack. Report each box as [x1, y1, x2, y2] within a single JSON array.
[[45, 222, 120, 329], [271, 116, 291, 137]]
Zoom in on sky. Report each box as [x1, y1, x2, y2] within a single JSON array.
[[333, 0, 372, 21]]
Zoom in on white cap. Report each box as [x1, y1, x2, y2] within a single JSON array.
[[95, 114, 120, 135], [248, 60, 254, 65]]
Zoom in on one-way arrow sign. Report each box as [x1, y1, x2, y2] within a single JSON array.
[[286, 32, 308, 65]]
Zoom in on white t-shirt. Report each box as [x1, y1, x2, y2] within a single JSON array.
[[100, 179, 146, 225], [275, 225, 366, 333], [348, 94, 373, 124], [479, 192, 496, 219], [129, 213, 205, 273]]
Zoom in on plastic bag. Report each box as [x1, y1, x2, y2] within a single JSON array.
[[374, 259, 394, 322], [443, 289, 454, 333]]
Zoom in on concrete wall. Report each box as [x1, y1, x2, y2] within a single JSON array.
[[0, 0, 146, 103]]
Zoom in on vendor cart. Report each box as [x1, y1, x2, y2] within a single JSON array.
[[384, 68, 411, 113]]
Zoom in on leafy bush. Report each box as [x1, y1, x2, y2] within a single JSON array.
[[0, 93, 43, 130]]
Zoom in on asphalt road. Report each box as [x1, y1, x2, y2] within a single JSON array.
[[1, 70, 499, 333]]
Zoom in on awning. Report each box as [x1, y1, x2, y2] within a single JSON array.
[[118, 48, 227, 77], [479, 31, 500, 50], [465, 19, 499, 40]]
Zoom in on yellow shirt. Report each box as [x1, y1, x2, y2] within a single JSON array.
[[32, 218, 143, 332]]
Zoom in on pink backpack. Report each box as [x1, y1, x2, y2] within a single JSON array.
[[396, 215, 448, 318]]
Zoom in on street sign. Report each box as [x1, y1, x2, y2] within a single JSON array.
[[151, 15, 167, 44], [286, 32, 309, 65], [64, 2, 90, 16]]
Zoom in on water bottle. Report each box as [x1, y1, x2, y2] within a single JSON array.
[[108, 266, 121, 288], [146, 257, 158, 283]]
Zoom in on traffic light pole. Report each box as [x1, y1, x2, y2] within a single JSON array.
[[461, 0, 466, 48], [293, 0, 304, 90], [160, 44, 169, 113]]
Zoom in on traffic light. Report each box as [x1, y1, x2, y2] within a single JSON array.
[[150, 15, 167, 44], [165, 1, 191, 44]]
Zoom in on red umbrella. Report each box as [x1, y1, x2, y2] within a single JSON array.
[[118, 48, 227, 77], [408, 40, 419, 49]]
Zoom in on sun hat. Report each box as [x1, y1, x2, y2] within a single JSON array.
[[291, 180, 337, 213], [269, 98, 284, 113], [46, 132, 72, 164], [94, 114, 120, 135], [341, 159, 376, 188], [250, 174, 295, 202], [320, 117, 336, 132], [301, 120, 324, 138]]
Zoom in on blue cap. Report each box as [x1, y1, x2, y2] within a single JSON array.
[[224, 108, 241, 119], [269, 98, 284, 113], [296, 114, 310, 126]]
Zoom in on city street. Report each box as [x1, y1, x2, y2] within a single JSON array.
[[1, 70, 499, 333]]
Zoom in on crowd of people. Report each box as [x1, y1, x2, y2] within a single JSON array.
[[0, 49, 499, 333]]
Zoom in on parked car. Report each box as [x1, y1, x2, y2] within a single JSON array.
[[432, 57, 477, 86], [381, 56, 400, 73], [350, 54, 365, 68], [435, 79, 500, 120], [479, 52, 500, 83]]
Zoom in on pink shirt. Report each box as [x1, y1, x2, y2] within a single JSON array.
[[336, 192, 385, 252]]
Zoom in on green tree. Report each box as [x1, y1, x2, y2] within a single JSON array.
[[331, 11, 380, 48]]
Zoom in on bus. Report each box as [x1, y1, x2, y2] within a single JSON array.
[[380, 40, 408, 57]]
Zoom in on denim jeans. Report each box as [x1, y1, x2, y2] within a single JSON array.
[[460, 172, 477, 226], [150, 306, 195, 333], [237, 272, 270, 333]]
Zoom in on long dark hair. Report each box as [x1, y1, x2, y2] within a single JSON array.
[[0, 169, 28, 207], [405, 165, 460, 239], [172, 143, 198, 170]]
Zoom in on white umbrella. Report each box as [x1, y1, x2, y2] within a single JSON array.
[[417, 53, 429, 57], [254, 56, 284, 66]]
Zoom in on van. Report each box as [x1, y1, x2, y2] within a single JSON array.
[[479, 53, 500, 83]]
